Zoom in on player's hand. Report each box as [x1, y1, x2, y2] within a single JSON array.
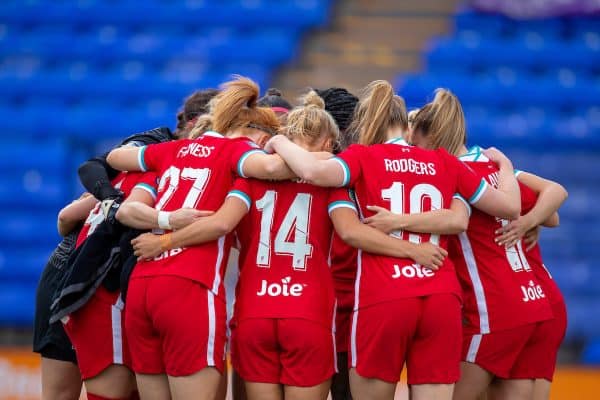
[[495, 215, 533, 248], [131, 233, 163, 261], [364, 205, 401, 234], [483, 147, 510, 166], [523, 225, 541, 251], [410, 242, 447, 271], [264, 134, 286, 154], [169, 208, 214, 230]]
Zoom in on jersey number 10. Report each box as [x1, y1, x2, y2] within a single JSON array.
[[381, 182, 443, 245]]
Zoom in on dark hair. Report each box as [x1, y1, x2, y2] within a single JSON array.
[[314, 87, 359, 133], [257, 88, 292, 111], [182, 88, 220, 122]]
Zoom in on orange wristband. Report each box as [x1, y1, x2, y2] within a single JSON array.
[[159, 233, 173, 251]]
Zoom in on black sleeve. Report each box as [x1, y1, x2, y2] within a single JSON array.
[[77, 153, 122, 201]]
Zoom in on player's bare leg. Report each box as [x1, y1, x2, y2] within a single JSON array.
[[232, 370, 248, 400], [410, 384, 454, 400], [216, 362, 228, 400], [136, 373, 171, 400], [349, 368, 395, 400], [41, 357, 82, 400], [331, 352, 352, 400], [284, 379, 331, 400], [453, 362, 494, 400], [533, 379, 551, 400], [85, 364, 136, 399], [487, 378, 534, 400], [168, 367, 221, 400], [244, 382, 282, 400]]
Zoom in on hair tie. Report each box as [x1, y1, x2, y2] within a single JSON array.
[[270, 106, 289, 114]]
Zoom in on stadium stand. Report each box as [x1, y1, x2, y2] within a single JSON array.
[[395, 7, 600, 360], [0, 0, 332, 326]]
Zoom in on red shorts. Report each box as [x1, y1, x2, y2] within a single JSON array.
[[231, 318, 335, 387], [351, 294, 462, 384], [334, 283, 354, 354], [125, 276, 226, 376], [63, 286, 130, 380], [462, 322, 538, 379], [511, 299, 567, 381]]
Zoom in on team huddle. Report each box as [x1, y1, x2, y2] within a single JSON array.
[[33, 76, 568, 400]]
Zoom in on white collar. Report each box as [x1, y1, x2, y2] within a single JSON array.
[[203, 130, 224, 138]]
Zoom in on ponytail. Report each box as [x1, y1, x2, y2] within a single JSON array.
[[211, 76, 280, 136], [412, 88, 466, 156], [348, 80, 408, 145]]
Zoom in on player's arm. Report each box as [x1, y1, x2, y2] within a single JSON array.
[[516, 172, 567, 227], [264, 135, 345, 186], [495, 172, 568, 248], [330, 207, 447, 270], [116, 201, 213, 231], [470, 147, 521, 220], [131, 196, 249, 260], [106, 147, 144, 172], [363, 197, 470, 235], [57, 193, 98, 236]]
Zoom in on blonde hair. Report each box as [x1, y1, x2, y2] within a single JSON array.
[[411, 88, 466, 156], [187, 115, 213, 139], [348, 80, 408, 145], [281, 90, 340, 148], [188, 76, 280, 138]]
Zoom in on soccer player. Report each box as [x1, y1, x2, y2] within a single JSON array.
[[33, 194, 98, 400], [407, 88, 558, 400], [62, 170, 158, 400], [313, 87, 359, 400], [264, 80, 522, 400], [495, 172, 567, 400], [105, 76, 303, 400], [258, 88, 293, 123], [128, 90, 450, 400]]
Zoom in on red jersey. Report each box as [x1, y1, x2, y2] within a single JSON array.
[[229, 178, 356, 328], [131, 131, 265, 297], [516, 171, 565, 309], [76, 171, 158, 248], [448, 146, 553, 335], [335, 138, 489, 309]]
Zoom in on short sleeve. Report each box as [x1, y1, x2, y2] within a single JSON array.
[[133, 172, 159, 201], [444, 152, 489, 205], [328, 188, 358, 216], [334, 144, 365, 187], [226, 178, 253, 210], [452, 193, 472, 216], [228, 139, 266, 178], [139, 141, 180, 172], [519, 182, 538, 214]]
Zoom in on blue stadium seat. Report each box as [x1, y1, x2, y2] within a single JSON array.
[[0, 284, 37, 326], [566, 299, 600, 340], [582, 339, 600, 365], [0, 248, 53, 282]]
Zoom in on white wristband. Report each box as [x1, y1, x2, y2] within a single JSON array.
[[157, 211, 172, 230]]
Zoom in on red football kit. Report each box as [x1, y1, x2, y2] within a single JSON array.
[[334, 138, 489, 384], [124, 131, 264, 376], [509, 170, 567, 381], [65, 171, 157, 379], [452, 146, 554, 378], [329, 231, 358, 353], [228, 177, 356, 386]]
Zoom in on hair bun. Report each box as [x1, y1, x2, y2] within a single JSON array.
[[301, 90, 325, 109], [266, 88, 283, 97]]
